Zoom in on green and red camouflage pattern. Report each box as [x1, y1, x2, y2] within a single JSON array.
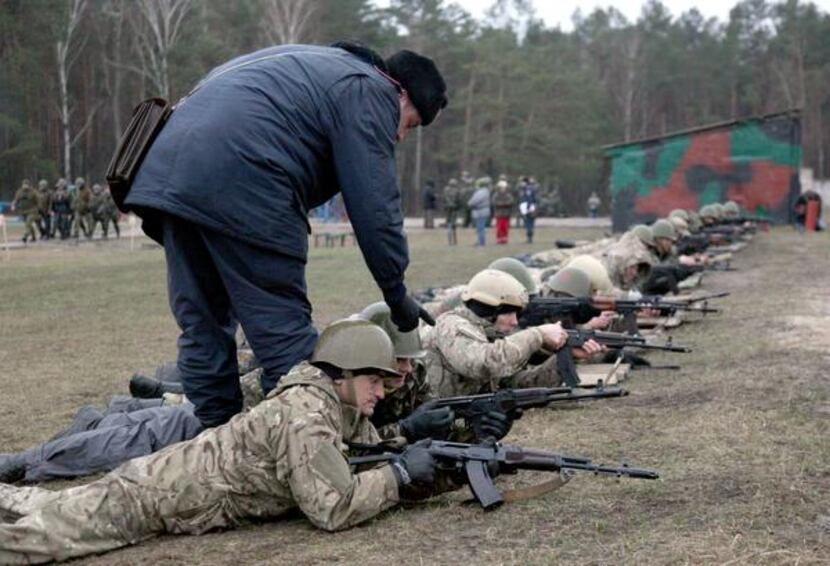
[[605, 113, 801, 231]]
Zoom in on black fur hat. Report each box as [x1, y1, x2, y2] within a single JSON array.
[[385, 50, 447, 126]]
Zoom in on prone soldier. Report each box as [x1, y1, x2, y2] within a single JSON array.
[[0, 319, 453, 563]]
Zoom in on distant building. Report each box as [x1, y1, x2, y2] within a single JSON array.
[[603, 110, 802, 231]]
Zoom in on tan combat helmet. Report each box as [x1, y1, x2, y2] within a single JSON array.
[[669, 215, 690, 237], [630, 224, 656, 248], [37, 179, 48, 190], [461, 269, 528, 308], [74, 177, 85, 189], [652, 219, 678, 242], [711, 203, 725, 219], [564, 255, 614, 294], [669, 209, 689, 222], [311, 319, 401, 378], [359, 302, 426, 359], [488, 257, 539, 295], [546, 267, 592, 298]]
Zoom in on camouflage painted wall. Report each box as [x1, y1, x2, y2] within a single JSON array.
[[605, 113, 802, 231]]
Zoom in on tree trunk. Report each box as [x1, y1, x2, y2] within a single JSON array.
[[58, 40, 72, 180], [461, 62, 477, 171], [413, 126, 422, 214]]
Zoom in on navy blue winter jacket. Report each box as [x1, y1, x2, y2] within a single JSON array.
[[127, 44, 409, 298]]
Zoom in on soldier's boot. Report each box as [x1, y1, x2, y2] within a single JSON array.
[[0, 453, 26, 483], [128, 374, 184, 399]]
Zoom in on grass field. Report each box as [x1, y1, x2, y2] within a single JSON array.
[[1, 225, 828, 564]]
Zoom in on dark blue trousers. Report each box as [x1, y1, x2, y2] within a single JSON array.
[[162, 215, 318, 427], [19, 403, 203, 482]]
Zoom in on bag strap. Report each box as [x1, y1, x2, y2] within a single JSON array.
[[175, 49, 324, 109]]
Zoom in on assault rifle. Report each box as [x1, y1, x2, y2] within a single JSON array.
[[349, 440, 660, 510], [430, 386, 628, 441], [520, 294, 725, 334], [556, 328, 691, 386]]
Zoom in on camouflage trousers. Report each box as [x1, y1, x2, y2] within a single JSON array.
[[500, 354, 563, 389], [71, 212, 92, 239], [0, 479, 162, 563], [22, 213, 39, 242]]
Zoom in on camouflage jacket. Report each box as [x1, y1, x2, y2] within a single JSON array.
[[599, 237, 656, 291], [425, 306, 545, 397], [72, 187, 92, 213], [12, 186, 40, 214], [114, 362, 399, 533]]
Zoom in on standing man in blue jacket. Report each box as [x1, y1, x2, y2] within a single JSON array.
[[126, 42, 447, 428]]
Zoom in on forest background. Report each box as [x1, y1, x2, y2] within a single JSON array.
[[1, 0, 829, 214]]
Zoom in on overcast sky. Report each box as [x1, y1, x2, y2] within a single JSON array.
[[377, 0, 830, 31]]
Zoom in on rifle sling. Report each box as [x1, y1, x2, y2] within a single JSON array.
[[501, 472, 573, 503]]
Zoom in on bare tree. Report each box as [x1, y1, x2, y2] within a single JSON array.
[[260, 0, 318, 45], [56, 0, 87, 180], [130, 0, 194, 99], [101, 0, 129, 141]]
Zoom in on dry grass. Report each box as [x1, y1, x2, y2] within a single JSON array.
[[1, 226, 829, 565]]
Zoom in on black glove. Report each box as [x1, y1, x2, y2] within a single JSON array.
[[398, 406, 454, 442], [477, 410, 514, 441], [389, 295, 435, 332], [391, 439, 436, 486]]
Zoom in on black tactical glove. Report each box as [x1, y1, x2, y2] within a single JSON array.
[[388, 294, 436, 332], [478, 410, 514, 441], [390, 439, 437, 486], [398, 406, 454, 442]]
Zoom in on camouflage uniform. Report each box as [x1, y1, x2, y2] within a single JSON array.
[[424, 306, 556, 397], [597, 237, 656, 291], [71, 182, 92, 239], [36, 181, 52, 239], [617, 230, 659, 265], [11, 181, 40, 243], [443, 181, 460, 245], [0, 363, 399, 563], [530, 237, 616, 268], [89, 186, 120, 238]]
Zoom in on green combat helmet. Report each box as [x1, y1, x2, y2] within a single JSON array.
[[687, 210, 703, 232], [546, 267, 591, 298], [359, 302, 426, 359], [462, 269, 528, 309], [38, 179, 48, 190], [488, 257, 538, 295], [564, 255, 614, 294], [631, 224, 656, 248], [74, 177, 85, 188], [669, 209, 689, 222], [711, 203, 725, 219], [652, 219, 678, 242], [699, 205, 716, 220], [310, 319, 401, 378]]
